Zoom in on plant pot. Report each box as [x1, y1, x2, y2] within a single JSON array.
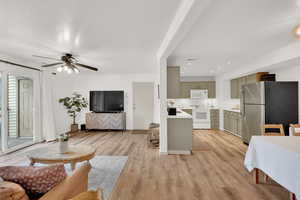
[[59, 141, 68, 153], [70, 124, 79, 133]]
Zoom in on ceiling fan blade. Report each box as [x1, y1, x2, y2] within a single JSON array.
[[32, 55, 61, 61], [75, 63, 98, 71], [41, 62, 63, 67], [0, 59, 40, 71]]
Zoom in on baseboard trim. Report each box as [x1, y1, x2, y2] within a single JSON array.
[[131, 130, 148, 134], [159, 151, 168, 155], [168, 150, 191, 155]]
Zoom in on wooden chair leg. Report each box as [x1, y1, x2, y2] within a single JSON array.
[[289, 192, 296, 200], [253, 168, 259, 184]]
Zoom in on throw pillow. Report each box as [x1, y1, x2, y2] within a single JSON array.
[[0, 181, 29, 200], [70, 189, 103, 200], [0, 164, 67, 197]]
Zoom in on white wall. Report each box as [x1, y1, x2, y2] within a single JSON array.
[[51, 73, 160, 134]]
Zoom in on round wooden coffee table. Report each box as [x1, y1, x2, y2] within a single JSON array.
[[27, 144, 96, 171]]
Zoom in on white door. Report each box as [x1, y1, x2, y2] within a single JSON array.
[[132, 82, 154, 130], [19, 79, 33, 137]]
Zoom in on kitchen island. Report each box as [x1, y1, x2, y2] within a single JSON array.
[[167, 109, 193, 155]]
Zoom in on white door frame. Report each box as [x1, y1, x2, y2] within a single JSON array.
[[1, 66, 42, 153]]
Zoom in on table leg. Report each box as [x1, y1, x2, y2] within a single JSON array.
[[253, 168, 259, 184], [71, 162, 76, 171], [290, 192, 296, 200]]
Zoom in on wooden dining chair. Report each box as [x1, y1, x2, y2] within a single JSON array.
[[290, 124, 300, 136], [261, 124, 285, 183], [262, 124, 285, 136]]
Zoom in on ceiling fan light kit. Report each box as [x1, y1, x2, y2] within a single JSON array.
[[56, 64, 80, 74], [35, 53, 98, 74]]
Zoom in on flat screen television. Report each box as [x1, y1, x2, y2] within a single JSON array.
[[90, 91, 124, 113]]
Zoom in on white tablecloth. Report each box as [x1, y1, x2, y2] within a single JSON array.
[[244, 136, 300, 198]]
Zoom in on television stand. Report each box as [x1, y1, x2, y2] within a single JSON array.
[[86, 112, 126, 131]]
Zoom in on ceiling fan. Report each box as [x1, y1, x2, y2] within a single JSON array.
[[33, 53, 98, 74]]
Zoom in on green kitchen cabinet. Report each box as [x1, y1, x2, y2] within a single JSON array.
[[223, 110, 230, 131], [245, 74, 257, 84], [180, 81, 216, 98], [210, 109, 219, 130], [208, 81, 216, 98], [167, 66, 180, 98], [180, 82, 192, 98], [230, 79, 239, 99], [223, 110, 241, 136], [230, 73, 258, 99]]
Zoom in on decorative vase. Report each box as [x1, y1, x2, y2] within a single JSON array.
[[71, 124, 79, 133], [59, 141, 68, 154]]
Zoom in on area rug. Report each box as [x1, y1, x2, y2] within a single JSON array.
[[19, 156, 128, 200], [85, 156, 128, 200]]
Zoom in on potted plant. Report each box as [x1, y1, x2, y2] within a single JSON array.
[[58, 133, 69, 153], [59, 92, 88, 132]]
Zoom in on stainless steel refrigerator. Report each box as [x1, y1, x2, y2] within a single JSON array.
[[240, 81, 298, 144]]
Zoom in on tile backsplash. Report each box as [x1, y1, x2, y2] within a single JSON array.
[[167, 98, 217, 108]]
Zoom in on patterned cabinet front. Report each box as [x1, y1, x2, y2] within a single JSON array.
[[86, 112, 126, 130]]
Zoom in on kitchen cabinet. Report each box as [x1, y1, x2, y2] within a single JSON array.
[[245, 74, 257, 84], [223, 110, 241, 137], [208, 81, 216, 98], [180, 81, 216, 98], [167, 66, 180, 98], [180, 82, 192, 98], [210, 109, 219, 130], [230, 73, 267, 99], [223, 110, 230, 131], [230, 79, 239, 99]]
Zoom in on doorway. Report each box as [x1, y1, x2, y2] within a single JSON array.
[[0, 67, 42, 154], [7, 75, 33, 149], [132, 82, 154, 130]]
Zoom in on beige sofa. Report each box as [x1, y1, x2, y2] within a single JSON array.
[[39, 162, 91, 200]]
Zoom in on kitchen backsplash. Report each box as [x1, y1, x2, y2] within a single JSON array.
[[167, 98, 217, 108]]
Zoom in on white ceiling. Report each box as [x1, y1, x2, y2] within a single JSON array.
[[168, 0, 300, 77], [0, 0, 181, 73]]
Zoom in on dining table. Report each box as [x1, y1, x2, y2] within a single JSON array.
[[244, 136, 300, 200]]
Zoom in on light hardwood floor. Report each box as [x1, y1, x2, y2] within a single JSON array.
[[0, 130, 289, 200]]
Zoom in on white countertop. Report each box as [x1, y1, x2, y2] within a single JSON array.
[[224, 108, 240, 113], [172, 106, 193, 109], [167, 109, 193, 119]]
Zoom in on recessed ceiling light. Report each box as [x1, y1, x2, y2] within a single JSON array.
[[185, 58, 198, 66]]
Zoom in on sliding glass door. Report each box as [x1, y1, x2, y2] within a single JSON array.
[[0, 68, 41, 153], [7, 74, 34, 149]]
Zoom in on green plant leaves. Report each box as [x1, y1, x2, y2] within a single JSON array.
[[58, 92, 88, 124]]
